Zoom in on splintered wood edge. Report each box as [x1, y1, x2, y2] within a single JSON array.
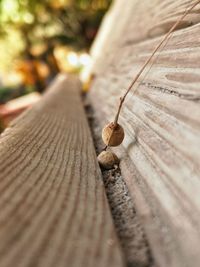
[[0, 74, 125, 267]]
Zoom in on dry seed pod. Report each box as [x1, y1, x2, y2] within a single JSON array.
[[97, 151, 119, 170], [102, 122, 124, 146]]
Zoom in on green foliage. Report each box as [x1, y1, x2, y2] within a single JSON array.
[[0, 85, 35, 104], [0, 0, 111, 49], [0, 0, 111, 93], [0, 87, 12, 104]]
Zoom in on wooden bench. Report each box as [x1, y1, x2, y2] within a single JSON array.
[[89, 1, 200, 267], [1, 0, 200, 266]]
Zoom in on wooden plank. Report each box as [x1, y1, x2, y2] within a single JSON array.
[[91, 0, 200, 74], [89, 22, 200, 267], [90, 0, 132, 72], [0, 74, 125, 267], [117, 0, 200, 45]]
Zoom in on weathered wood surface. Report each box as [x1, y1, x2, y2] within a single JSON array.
[[0, 75, 125, 267], [91, 0, 200, 74], [89, 1, 200, 267]]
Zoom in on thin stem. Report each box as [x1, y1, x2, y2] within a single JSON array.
[[113, 0, 200, 125]]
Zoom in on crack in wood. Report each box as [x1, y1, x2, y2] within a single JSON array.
[[141, 82, 200, 101]]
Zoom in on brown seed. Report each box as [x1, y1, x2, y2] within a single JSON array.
[[102, 122, 124, 146], [97, 151, 119, 170]]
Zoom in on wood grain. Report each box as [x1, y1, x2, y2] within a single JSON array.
[[0, 75, 125, 267], [90, 19, 200, 267], [91, 0, 200, 74]]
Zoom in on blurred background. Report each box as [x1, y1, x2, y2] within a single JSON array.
[[0, 0, 111, 130]]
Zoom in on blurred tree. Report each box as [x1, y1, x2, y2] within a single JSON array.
[[0, 0, 111, 92]]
